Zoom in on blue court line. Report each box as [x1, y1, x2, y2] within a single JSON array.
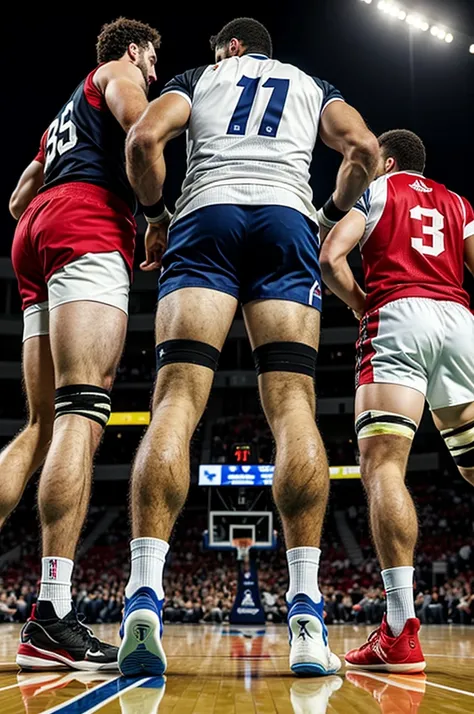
[[42, 676, 151, 714]]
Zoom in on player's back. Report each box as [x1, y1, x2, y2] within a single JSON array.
[[163, 54, 343, 222], [38, 66, 134, 210], [357, 171, 473, 312]]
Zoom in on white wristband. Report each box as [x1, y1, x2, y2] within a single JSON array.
[[145, 208, 172, 225], [316, 207, 338, 230]]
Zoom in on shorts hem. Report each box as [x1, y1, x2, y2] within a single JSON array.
[[49, 296, 129, 315], [242, 294, 322, 311], [429, 398, 474, 412], [356, 378, 427, 398], [158, 281, 239, 301]]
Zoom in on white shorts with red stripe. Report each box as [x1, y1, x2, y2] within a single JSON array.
[[355, 297, 474, 410]]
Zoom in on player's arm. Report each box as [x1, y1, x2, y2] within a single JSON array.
[[125, 92, 191, 206], [318, 102, 379, 237], [94, 62, 149, 133], [126, 93, 191, 271], [9, 159, 44, 220], [320, 209, 367, 317]]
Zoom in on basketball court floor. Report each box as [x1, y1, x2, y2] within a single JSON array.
[[0, 623, 473, 713]]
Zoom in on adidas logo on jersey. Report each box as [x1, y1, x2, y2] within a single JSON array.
[[409, 179, 432, 193]]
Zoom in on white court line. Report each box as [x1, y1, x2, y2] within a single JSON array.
[[41, 676, 152, 714], [41, 676, 121, 714], [0, 681, 23, 693], [425, 681, 474, 698], [80, 677, 153, 714], [344, 670, 474, 699]]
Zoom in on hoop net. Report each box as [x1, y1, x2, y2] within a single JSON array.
[[232, 537, 254, 562]]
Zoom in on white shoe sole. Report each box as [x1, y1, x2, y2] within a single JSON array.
[[289, 614, 341, 676], [345, 660, 426, 673], [119, 608, 167, 677], [16, 644, 118, 671]]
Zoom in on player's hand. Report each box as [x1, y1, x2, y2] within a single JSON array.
[[350, 293, 367, 321], [140, 218, 170, 271]]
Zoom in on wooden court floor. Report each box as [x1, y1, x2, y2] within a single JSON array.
[[0, 623, 473, 713]]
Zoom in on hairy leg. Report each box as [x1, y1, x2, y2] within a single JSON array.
[[131, 288, 237, 540], [38, 301, 127, 559], [0, 336, 54, 527], [243, 300, 326, 550], [355, 384, 425, 569]]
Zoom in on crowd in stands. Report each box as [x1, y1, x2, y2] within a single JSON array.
[[1, 498, 472, 627], [1, 413, 473, 628]]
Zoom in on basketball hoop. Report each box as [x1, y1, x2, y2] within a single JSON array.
[[232, 537, 254, 561]]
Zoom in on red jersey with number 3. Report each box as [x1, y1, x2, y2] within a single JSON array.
[[353, 171, 474, 313]]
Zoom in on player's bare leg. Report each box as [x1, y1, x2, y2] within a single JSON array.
[[130, 288, 237, 539], [355, 384, 425, 571], [244, 300, 326, 550], [0, 335, 54, 528], [17, 300, 126, 672], [244, 299, 339, 676], [345, 383, 426, 673], [433, 402, 474, 487], [36, 301, 126, 613], [120, 288, 237, 676]]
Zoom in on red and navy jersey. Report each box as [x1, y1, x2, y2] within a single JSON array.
[[354, 171, 474, 312], [35, 66, 135, 210]]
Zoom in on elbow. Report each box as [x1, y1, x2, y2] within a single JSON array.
[[126, 125, 157, 158], [345, 132, 379, 180], [320, 248, 338, 278], [9, 195, 22, 220]]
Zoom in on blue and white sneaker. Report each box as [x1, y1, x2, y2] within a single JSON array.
[[118, 587, 167, 677], [288, 594, 341, 676]]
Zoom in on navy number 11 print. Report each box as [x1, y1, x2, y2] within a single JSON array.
[[227, 76, 290, 137]]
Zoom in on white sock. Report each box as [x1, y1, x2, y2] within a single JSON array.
[[382, 566, 416, 637], [38, 557, 74, 619], [125, 537, 169, 600], [286, 547, 322, 604]]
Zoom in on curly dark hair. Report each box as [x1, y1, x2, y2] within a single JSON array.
[[378, 129, 426, 173], [210, 17, 273, 58], [96, 17, 161, 63]]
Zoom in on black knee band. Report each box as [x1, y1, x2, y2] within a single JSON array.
[[156, 339, 220, 372], [253, 342, 318, 378], [54, 385, 111, 428]]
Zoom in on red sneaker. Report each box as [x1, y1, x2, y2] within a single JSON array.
[[345, 616, 426, 673]]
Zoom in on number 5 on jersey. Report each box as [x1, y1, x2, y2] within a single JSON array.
[[45, 101, 78, 171], [410, 206, 445, 257], [227, 76, 290, 137]]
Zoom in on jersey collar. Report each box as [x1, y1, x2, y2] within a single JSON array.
[[389, 170, 425, 178], [247, 53, 269, 60]]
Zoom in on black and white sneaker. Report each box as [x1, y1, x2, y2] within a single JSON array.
[[16, 602, 119, 671]]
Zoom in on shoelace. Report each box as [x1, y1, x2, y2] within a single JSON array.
[[360, 628, 381, 652], [71, 614, 101, 649]]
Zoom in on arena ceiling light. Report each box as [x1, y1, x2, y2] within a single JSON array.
[[359, 1, 474, 53]]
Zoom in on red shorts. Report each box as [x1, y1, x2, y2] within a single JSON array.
[[11, 182, 136, 309]]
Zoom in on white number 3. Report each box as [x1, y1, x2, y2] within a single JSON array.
[[410, 206, 445, 257]]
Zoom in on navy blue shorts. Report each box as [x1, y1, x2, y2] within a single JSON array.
[[158, 205, 322, 311]]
